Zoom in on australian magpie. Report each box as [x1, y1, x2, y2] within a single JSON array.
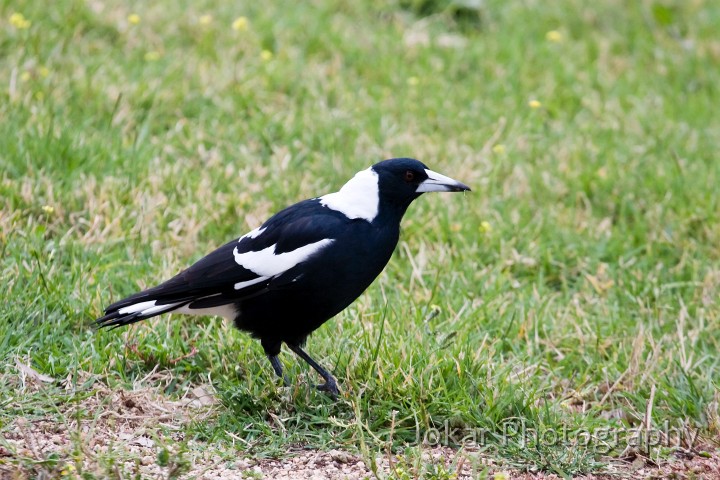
[[96, 158, 469, 396]]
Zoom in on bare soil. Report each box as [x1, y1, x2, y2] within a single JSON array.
[[1, 380, 718, 479]]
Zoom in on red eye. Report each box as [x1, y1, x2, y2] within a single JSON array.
[[404, 170, 415, 182]]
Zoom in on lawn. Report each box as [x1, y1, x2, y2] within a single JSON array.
[[1, 0, 719, 478]]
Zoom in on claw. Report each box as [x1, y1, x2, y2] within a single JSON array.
[[315, 381, 339, 398], [286, 343, 341, 398]]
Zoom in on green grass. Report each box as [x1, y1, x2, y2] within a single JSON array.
[[1, 0, 719, 477]]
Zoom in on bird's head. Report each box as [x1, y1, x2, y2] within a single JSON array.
[[319, 157, 470, 223], [372, 158, 470, 208]]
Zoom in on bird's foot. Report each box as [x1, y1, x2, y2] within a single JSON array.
[[285, 343, 340, 398], [315, 380, 339, 398]]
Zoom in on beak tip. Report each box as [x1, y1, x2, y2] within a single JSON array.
[[416, 170, 471, 193]]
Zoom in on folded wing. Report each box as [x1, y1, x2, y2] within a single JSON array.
[[95, 200, 347, 328]]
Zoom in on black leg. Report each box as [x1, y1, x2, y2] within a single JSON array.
[[286, 343, 339, 397], [268, 355, 289, 386]]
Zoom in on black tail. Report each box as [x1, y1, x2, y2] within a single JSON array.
[[95, 291, 193, 329], [94, 251, 259, 328]]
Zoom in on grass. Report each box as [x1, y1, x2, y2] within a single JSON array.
[[1, 0, 719, 477]]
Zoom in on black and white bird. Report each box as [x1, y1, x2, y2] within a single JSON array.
[[96, 158, 469, 395]]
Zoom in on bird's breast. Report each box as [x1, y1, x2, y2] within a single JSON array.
[[234, 223, 399, 340]]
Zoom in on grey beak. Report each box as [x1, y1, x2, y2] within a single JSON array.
[[416, 169, 471, 193]]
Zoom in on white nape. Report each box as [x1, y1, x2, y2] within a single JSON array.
[[233, 239, 334, 277], [319, 167, 379, 222]]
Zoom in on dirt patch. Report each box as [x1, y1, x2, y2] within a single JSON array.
[[1, 369, 220, 479], [1, 375, 718, 479]]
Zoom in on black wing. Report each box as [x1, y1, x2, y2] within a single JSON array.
[[95, 200, 350, 328]]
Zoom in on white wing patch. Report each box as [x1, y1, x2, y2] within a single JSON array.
[[319, 167, 379, 222], [240, 226, 266, 241], [233, 276, 269, 291], [232, 239, 334, 277]]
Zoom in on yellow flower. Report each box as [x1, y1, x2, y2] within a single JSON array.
[[199, 14, 213, 25], [35, 91, 44, 100], [39, 66, 50, 77], [20, 71, 31, 82], [127, 13, 140, 25], [42, 205, 55, 214], [450, 223, 461, 232], [479, 221, 492, 233], [61, 462, 77, 477], [545, 30, 563, 43], [232, 16, 248, 31], [528, 99, 542, 109], [10, 13, 31, 29], [492, 144, 506, 154], [260, 49, 273, 61], [407, 76, 419, 86], [144, 51, 161, 61]]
